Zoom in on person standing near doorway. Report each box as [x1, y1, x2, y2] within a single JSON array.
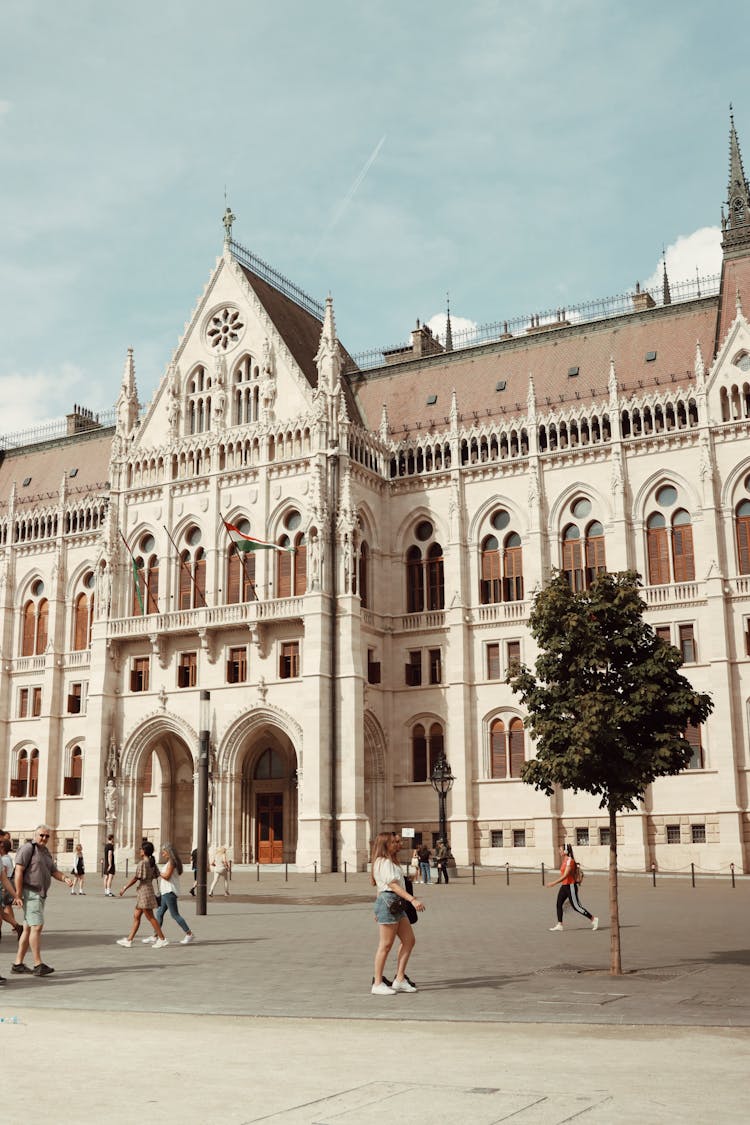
[[12, 825, 74, 977], [103, 834, 116, 897]]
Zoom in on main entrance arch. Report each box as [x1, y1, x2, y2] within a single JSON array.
[[120, 712, 197, 857]]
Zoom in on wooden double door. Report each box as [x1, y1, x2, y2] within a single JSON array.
[[256, 792, 283, 863]]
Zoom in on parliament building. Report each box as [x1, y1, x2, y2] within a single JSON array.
[[3, 119, 750, 875]]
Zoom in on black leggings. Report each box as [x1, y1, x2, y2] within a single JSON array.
[[556, 883, 593, 922]]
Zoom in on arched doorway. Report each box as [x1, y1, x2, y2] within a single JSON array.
[[239, 741, 298, 863], [138, 734, 194, 857]]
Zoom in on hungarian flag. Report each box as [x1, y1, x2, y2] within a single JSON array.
[[223, 519, 293, 553], [119, 530, 145, 614]]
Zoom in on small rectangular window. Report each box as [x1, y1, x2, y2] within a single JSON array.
[[496, 380, 507, 392], [576, 827, 589, 847], [428, 648, 442, 685], [405, 650, 422, 687], [567, 366, 579, 377], [599, 827, 611, 847], [487, 643, 500, 680], [130, 657, 150, 693], [226, 646, 247, 684], [177, 652, 197, 688], [65, 837, 75, 852], [691, 824, 706, 844], [666, 824, 681, 844], [490, 829, 504, 848], [678, 624, 696, 663], [655, 625, 671, 645], [32, 686, 42, 717], [426, 394, 438, 406], [18, 687, 29, 718], [645, 351, 657, 362], [367, 649, 381, 685], [280, 641, 300, 679], [512, 829, 526, 848], [506, 640, 521, 675], [67, 683, 83, 714]]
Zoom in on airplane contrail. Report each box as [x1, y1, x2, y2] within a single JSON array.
[[312, 134, 386, 257]]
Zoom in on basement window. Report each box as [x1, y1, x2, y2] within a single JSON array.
[[567, 366, 579, 377], [645, 351, 657, 362], [496, 380, 507, 391], [426, 394, 438, 406]]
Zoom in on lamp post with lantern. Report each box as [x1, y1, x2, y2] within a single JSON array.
[[430, 755, 455, 849]]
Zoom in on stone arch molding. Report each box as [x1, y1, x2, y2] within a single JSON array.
[[219, 705, 303, 774], [364, 709, 387, 780], [120, 710, 199, 776]]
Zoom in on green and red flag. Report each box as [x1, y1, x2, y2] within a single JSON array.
[[222, 519, 293, 554]]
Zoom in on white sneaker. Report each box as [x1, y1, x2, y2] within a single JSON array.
[[116, 938, 132, 947], [549, 922, 563, 931], [591, 917, 599, 931], [141, 936, 156, 944], [152, 938, 169, 949], [392, 977, 417, 993], [371, 982, 396, 996], [180, 934, 195, 944]]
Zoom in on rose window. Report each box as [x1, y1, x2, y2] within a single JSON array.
[[207, 307, 244, 351]]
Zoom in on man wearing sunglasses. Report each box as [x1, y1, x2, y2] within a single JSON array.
[[12, 825, 73, 977]]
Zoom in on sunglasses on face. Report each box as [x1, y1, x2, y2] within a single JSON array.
[[38, 834, 50, 839]]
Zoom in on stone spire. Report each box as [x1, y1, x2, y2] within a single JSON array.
[[723, 107, 750, 249], [608, 357, 619, 405], [662, 251, 672, 306], [445, 293, 453, 352], [115, 347, 140, 439], [315, 294, 343, 395], [379, 403, 389, 442], [695, 340, 706, 388], [526, 374, 536, 420]]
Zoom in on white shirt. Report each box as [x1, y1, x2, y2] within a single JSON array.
[[159, 863, 180, 896], [373, 857, 404, 894]]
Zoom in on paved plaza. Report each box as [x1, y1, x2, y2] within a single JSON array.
[[1, 868, 748, 1122]]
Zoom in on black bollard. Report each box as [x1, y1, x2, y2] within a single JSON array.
[[256, 863, 260, 882], [691, 862, 695, 887], [506, 862, 510, 885], [472, 862, 476, 885], [285, 862, 288, 882], [314, 861, 318, 882], [344, 861, 347, 883], [541, 861, 545, 886], [651, 864, 656, 887], [731, 862, 735, 889]]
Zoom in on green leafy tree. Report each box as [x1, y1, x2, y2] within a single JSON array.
[[509, 571, 713, 975]]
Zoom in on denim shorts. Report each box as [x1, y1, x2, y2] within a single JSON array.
[[374, 891, 401, 925], [22, 889, 46, 927]]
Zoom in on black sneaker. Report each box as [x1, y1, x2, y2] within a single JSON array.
[[11, 963, 32, 974], [32, 963, 54, 977], [371, 975, 392, 988], [0, 975, 5, 984]]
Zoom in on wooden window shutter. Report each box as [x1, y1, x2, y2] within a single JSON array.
[[29, 751, 39, 797], [509, 718, 525, 777], [406, 547, 423, 613], [179, 552, 192, 610], [146, 557, 159, 614], [647, 528, 670, 585], [22, 601, 35, 656], [194, 552, 207, 608], [227, 548, 241, 604], [503, 545, 524, 602], [491, 719, 506, 779], [672, 524, 695, 582], [277, 550, 292, 598], [294, 540, 307, 596], [412, 725, 427, 782], [242, 552, 256, 601], [487, 643, 500, 680], [585, 534, 606, 583], [73, 593, 88, 651], [36, 599, 49, 654], [737, 516, 750, 575], [481, 547, 501, 604], [684, 723, 703, 769], [426, 547, 444, 610]]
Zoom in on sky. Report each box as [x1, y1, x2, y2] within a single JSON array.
[[0, 0, 747, 436]]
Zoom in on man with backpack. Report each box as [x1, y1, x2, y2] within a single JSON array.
[[12, 825, 74, 977]]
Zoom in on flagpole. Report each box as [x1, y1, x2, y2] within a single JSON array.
[[119, 530, 145, 616], [219, 512, 258, 602]]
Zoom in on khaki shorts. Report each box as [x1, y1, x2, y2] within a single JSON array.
[[22, 889, 46, 927]]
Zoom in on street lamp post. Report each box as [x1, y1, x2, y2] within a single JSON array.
[[430, 755, 455, 847], [196, 689, 210, 916]]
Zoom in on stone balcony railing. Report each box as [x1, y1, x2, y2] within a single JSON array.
[[107, 597, 306, 640]]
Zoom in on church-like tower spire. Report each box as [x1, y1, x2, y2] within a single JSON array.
[[722, 106, 750, 251]]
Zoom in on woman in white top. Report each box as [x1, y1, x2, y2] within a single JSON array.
[[370, 831, 425, 996], [143, 843, 195, 945], [209, 845, 231, 896]]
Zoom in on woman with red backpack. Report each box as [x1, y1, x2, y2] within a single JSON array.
[[548, 843, 598, 931]]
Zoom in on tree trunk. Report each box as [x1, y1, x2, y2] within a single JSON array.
[[608, 803, 622, 975]]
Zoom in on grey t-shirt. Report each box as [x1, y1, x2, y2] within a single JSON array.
[[15, 842, 57, 895]]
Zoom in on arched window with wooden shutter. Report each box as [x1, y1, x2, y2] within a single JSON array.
[[646, 513, 670, 585], [178, 550, 192, 609], [406, 546, 423, 613], [736, 499, 750, 574], [64, 745, 83, 795], [73, 593, 89, 651], [22, 601, 35, 656], [194, 548, 207, 607], [503, 532, 524, 601], [29, 749, 39, 797], [276, 539, 292, 598], [293, 533, 307, 596], [359, 541, 369, 608], [562, 525, 585, 590], [146, 554, 159, 613], [412, 723, 427, 781], [36, 599, 48, 654], [585, 521, 606, 585], [671, 510, 695, 582], [481, 535, 502, 604], [428, 722, 444, 776], [509, 718, 525, 777], [12, 750, 29, 797], [490, 718, 506, 778], [426, 543, 444, 610], [684, 723, 704, 769]]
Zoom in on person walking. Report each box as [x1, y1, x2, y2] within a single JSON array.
[[116, 842, 168, 948], [434, 838, 450, 884], [370, 831, 425, 996], [142, 843, 196, 945], [0, 840, 22, 963], [410, 846, 421, 883], [208, 845, 231, 896], [12, 824, 74, 977], [548, 844, 598, 931], [189, 846, 198, 896], [418, 843, 432, 885], [71, 844, 85, 895], [103, 834, 116, 896]]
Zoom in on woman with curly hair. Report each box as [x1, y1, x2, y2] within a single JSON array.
[[116, 842, 168, 948]]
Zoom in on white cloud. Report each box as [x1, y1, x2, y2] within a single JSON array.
[[0, 100, 11, 117], [0, 364, 89, 436], [643, 227, 722, 292], [425, 312, 479, 347]]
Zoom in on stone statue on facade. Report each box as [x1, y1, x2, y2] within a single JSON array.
[[104, 777, 119, 821]]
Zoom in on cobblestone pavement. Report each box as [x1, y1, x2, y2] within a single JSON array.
[[1, 870, 747, 1122]]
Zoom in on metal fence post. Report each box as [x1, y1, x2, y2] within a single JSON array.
[[314, 861, 318, 882], [541, 861, 545, 886], [691, 862, 695, 887], [731, 862, 735, 888], [651, 864, 656, 887], [505, 862, 510, 885]]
